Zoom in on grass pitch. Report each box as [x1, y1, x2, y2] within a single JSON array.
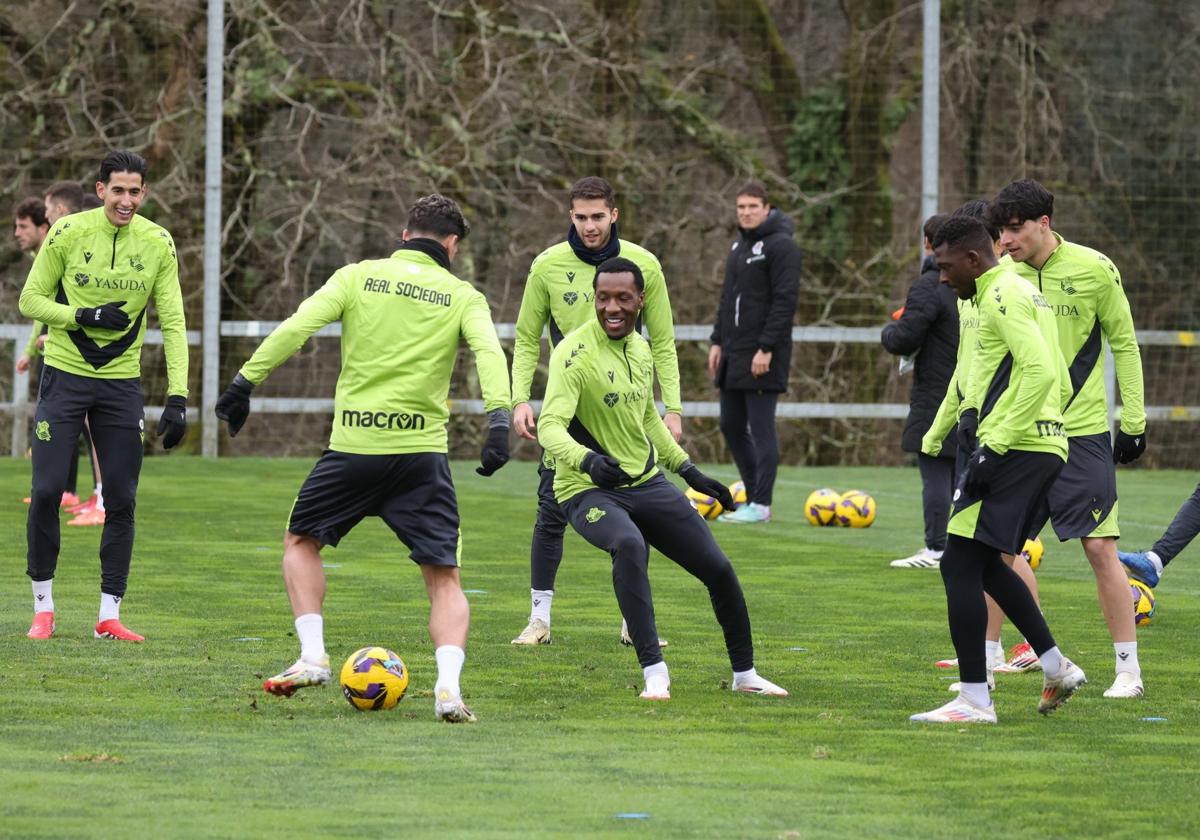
[[1, 456, 1198, 838]]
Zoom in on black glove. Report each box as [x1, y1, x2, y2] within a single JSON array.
[[956, 408, 979, 455], [215, 373, 254, 437], [476, 425, 510, 476], [963, 445, 1001, 498], [580, 451, 633, 489], [1113, 429, 1146, 464], [680, 462, 735, 511], [157, 395, 187, 450], [75, 301, 129, 331]]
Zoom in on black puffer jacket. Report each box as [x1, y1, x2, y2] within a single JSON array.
[[710, 209, 802, 392], [881, 255, 959, 454]]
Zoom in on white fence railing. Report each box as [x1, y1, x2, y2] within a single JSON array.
[[4, 323, 1196, 456]]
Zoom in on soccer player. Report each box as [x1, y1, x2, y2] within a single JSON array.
[[13, 197, 50, 379], [19, 150, 190, 642], [921, 200, 1046, 681], [1117, 487, 1200, 588], [216, 194, 511, 724], [911, 216, 1085, 724], [510, 176, 682, 647], [990, 179, 1148, 699], [538, 256, 787, 701]]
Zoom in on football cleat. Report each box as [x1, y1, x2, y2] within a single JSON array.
[[934, 656, 958, 669], [619, 618, 668, 648], [718, 502, 771, 524], [910, 695, 997, 724], [21, 491, 82, 507], [1038, 659, 1087, 713], [890, 548, 943, 569], [435, 688, 477, 723], [510, 617, 552, 646], [27, 611, 55, 639], [639, 673, 671, 701], [1102, 672, 1144, 699], [66, 495, 99, 515], [732, 673, 789, 696], [1117, 551, 1160, 589], [262, 656, 330, 696], [994, 641, 1042, 673], [67, 507, 106, 526], [94, 619, 145, 642]]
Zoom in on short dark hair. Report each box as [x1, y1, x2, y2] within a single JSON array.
[[46, 180, 85, 214], [569, 176, 616, 209], [14, 197, 48, 227], [99, 150, 148, 185], [989, 179, 1054, 228], [593, 256, 644, 291], [951, 199, 999, 241], [406, 193, 469, 240], [931, 215, 993, 254], [922, 213, 949, 243], [81, 193, 103, 210], [736, 180, 769, 203]]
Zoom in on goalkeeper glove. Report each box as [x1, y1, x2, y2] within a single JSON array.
[[157, 395, 187, 450], [215, 373, 254, 437], [75, 301, 129, 331], [679, 462, 735, 511], [580, 452, 633, 489]]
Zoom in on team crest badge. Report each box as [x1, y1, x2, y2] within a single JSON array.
[[585, 507, 606, 524]]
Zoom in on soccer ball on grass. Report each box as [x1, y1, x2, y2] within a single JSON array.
[[1130, 579, 1156, 627], [340, 646, 409, 711], [836, 490, 876, 528], [804, 488, 840, 527], [1020, 537, 1045, 571]]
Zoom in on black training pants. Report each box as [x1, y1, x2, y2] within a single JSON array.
[[563, 474, 754, 672], [918, 452, 955, 552], [718, 389, 780, 506], [27, 367, 144, 597], [530, 455, 568, 591]]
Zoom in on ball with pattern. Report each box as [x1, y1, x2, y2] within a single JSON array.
[[340, 646, 409, 711], [685, 486, 724, 520], [1021, 537, 1045, 571], [729, 480, 748, 508], [837, 489, 876, 528], [1130, 579, 1156, 627], [804, 488, 841, 527]]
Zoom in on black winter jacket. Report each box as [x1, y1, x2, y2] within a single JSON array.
[[881, 254, 959, 455], [710, 209, 802, 392]]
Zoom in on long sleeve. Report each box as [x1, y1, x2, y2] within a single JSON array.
[[640, 260, 682, 414], [239, 270, 351, 386], [24, 321, 43, 358], [710, 253, 735, 345], [537, 350, 592, 471], [757, 239, 801, 351], [644, 394, 688, 471], [922, 371, 960, 455], [511, 265, 550, 407], [882, 276, 938, 357], [1095, 262, 1146, 435], [151, 231, 189, 398], [461, 292, 512, 413], [18, 232, 76, 328]]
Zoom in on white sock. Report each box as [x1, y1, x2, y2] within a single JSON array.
[[1115, 641, 1140, 676], [294, 613, 325, 663], [33, 579, 54, 613], [435, 645, 466, 698], [985, 640, 1003, 668], [1146, 551, 1164, 574], [530, 589, 553, 625], [642, 661, 669, 685], [94, 482, 105, 511], [98, 592, 122, 622], [1039, 645, 1064, 677], [958, 681, 991, 708], [733, 666, 757, 685], [926, 548, 944, 559]]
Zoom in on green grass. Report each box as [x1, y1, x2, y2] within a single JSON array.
[[1, 456, 1199, 839]]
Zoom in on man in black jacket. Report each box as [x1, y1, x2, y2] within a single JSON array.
[[882, 214, 958, 567], [708, 181, 802, 523]]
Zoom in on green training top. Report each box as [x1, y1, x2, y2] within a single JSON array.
[[959, 264, 1070, 458], [538, 318, 689, 503], [238, 247, 511, 456], [1010, 233, 1145, 437], [511, 239, 681, 414], [922, 296, 980, 455], [18, 207, 189, 397], [24, 320, 44, 359]]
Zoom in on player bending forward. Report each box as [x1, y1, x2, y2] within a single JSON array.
[[538, 256, 787, 701], [215, 195, 511, 723]]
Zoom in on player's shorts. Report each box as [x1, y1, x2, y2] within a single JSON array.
[[1027, 432, 1119, 541], [288, 450, 461, 565], [947, 449, 1063, 555]]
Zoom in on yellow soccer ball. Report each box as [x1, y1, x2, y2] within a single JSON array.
[[729, 480, 748, 507], [836, 490, 876, 528], [804, 488, 841, 527], [1020, 537, 1045, 571], [685, 486, 724, 520], [1130, 579, 1156, 628], [340, 646, 410, 711]]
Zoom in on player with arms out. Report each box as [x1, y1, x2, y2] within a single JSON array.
[[215, 194, 511, 723], [990, 179, 1148, 699], [19, 150, 189, 642], [911, 216, 1085, 725], [510, 177, 683, 647], [538, 256, 787, 701]]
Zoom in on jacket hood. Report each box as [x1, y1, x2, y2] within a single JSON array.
[[739, 207, 794, 241], [921, 253, 937, 272]]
